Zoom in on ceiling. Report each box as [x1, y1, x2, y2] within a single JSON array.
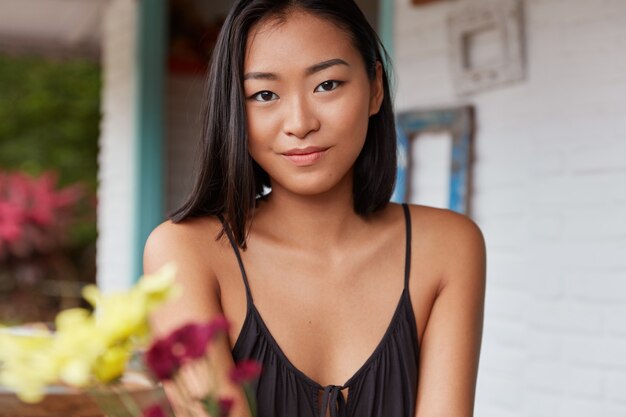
[[0, 0, 107, 60]]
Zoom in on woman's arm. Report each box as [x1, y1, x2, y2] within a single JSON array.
[[144, 219, 251, 417], [414, 212, 486, 417]]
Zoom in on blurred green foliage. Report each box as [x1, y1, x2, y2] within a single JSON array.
[[0, 54, 101, 248], [0, 54, 101, 323], [0, 54, 101, 191]]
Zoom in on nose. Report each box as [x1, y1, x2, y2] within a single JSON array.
[[282, 94, 320, 139]]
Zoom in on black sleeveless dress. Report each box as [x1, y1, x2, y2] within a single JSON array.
[[222, 204, 419, 417]]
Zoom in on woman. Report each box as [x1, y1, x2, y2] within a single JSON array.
[[144, 1, 486, 416]]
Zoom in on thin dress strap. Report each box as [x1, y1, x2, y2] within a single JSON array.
[[402, 203, 412, 290], [218, 216, 254, 304]]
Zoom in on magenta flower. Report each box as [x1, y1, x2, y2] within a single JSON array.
[[167, 323, 212, 361], [146, 317, 232, 381], [145, 337, 180, 381], [229, 360, 262, 384], [142, 404, 167, 417]]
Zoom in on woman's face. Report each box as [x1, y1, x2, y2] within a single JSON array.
[[243, 10, 383, 197]]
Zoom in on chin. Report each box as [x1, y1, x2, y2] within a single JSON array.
[[273, 172, 351, 197]]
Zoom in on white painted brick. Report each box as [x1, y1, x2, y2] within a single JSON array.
[[524, 390, 559, 417], [566, 269, 626, 302], [566, 141, 626, 174], [472, 187, 527, 217], [556, 397, 605, 417], [523, 266, 563, 300], [483, 317, 527, 348], [553, 173, 626, 206], [474, 401, 522, 417], [605, 403, 626, 417], [532, 241, 626, 269], [564, 337, 626, 370], [523, 174, 626, 210], [476, 373, 525, 409], [529, 151, 566, 177], [484, 287, 531, 321], [561, 368, 605, 399], [473, 161, 528, 190], [484, 251, 527, 290], [605, 305, 626, 338], [480, 344, 526, 376], [480, 216, 528, 251], [525, 213, 563, 241], [524, 361, 564, 394], [525, 299, 604, 336], [527, 332, 565, 361], [562, 204, 626, 239], [606, 373, 626, 404]]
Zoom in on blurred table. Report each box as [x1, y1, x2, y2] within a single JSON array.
[[0, 386, 104, 417], [0, 373, 171, 417]]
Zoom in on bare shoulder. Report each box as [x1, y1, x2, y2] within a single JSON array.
[[406, 204, 483, 239], [405, 204, 486, 286], [144, 216, 224, 272], [143, 216, 227, 335]]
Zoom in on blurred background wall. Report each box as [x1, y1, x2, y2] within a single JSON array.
[[392, 1, 626, 416]]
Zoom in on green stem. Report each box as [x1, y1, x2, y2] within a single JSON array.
[[243, 383, 257, 417], [112, 381, 143, 417], [87, 386, 118, 417]]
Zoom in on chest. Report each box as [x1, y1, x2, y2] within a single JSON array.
[[220, 237, 409, 386]]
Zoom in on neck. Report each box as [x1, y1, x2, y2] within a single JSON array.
[[253, 176, 364, 249]]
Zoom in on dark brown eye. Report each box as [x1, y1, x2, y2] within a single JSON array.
[[315, 80, 342, 93], [252, 91, 278, 102]]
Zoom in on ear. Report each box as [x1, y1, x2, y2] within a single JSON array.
[[368, 61, 384, 116]]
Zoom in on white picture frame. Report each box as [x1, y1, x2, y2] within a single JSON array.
[[448, 0, 525, 95]]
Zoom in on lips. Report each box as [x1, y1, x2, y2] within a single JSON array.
[[281, 146, 329, 166]]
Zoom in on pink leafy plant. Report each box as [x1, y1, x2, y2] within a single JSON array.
[[0, 170, 83, 260]]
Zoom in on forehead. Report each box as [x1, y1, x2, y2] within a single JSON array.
[[244, 10, 360, 71]]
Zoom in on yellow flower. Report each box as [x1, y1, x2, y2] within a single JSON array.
[[93, 345, 131, 383], [0, 329, 51, 360], [1, 369, 48, 403], [103, 292, 148, 344], [136, 262, 181, 311], [55, 308, 91, 333], [0, 263, 179, 403], [82, 263, 179, 348], [81, 284, 102, 308], [0, 330, 55, 403], [59, 358, 92, 387], [52, 320, 106, 387]]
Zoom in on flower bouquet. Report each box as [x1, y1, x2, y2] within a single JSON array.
[[0, 263, 260, 417]]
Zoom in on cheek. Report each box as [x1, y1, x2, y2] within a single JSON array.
[[322, 91, 371, 150], [246, 109, 275, 158]]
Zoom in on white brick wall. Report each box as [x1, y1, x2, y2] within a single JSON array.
[[394, 0, 626, 415], [96, 0, 138, 292]]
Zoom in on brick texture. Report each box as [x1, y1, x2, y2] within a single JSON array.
[[394, 0, 626, 415]]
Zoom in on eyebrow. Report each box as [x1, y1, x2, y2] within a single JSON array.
[[243, 58, 350, 81]]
